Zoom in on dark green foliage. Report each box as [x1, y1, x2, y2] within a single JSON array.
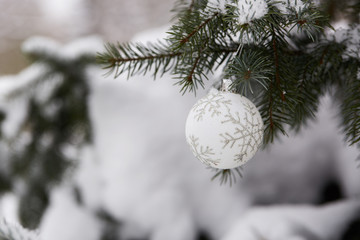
[[98, 0, 237, 94], [340, 61, 360, 148], [2, 47, 96, 229], [19, 181, 49, 229], [98, 0, 360, 184], [211, 166, 243, 186], [97, 41, 182, 79], [96, 210, 122, 240], [225, 47, 273, 95]]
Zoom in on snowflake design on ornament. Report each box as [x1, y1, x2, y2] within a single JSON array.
[[188, 135, 220, 167], [220, 99, 263, 163], [192, 92, 232, 121], [234, 153, 246, 163]]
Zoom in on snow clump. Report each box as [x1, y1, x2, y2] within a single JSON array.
[[206, 0, 229, 13], [236, 0, 268, 25], [330, 25, 360, 59], [274, 0, 306, 14], [206, 0, 268, 24], [0, 219, 40, 240]]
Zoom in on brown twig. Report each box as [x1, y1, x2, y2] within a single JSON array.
[[180, 12, 219, 45], [187, 51, 202, 83]]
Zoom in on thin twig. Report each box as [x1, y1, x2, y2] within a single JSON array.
[[110, 52, 182, 65], [187, 51, 202, 82], [180, 12, 219, 45]]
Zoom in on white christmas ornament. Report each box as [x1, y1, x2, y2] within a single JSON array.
[[185, 88, 264, 169]]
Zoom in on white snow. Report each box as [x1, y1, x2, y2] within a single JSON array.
[[0, 219, 40, 240], [73, 146, 103, 210], [274, 0, 306, 14], [222, 200, 360, 240], [0, 64, 47, 138], [206, 0, 229, 13], [39, 187, 101, 240], [235, 0, 268, 25], [330, 25, 360, 59], [0, 194, 19, 224], [0, 36, 104, 140], [207, 0, 268, 24], [22, 36, 60, 59], [22, 35, 104, 61]]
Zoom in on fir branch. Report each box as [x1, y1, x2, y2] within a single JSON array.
[[340, 58, 360, 147], [271, 24, 285, 102], [171, 0, 205, 19], [97, 41, 182, 79], [168, 4, 226, 51], [175, 50, 205, 93], [288, 2, 330, 41], [179, 12, 219, 46], [288, 42, 333, 130], [211, 167, 243, 186], [225, 47, 272, 95], [187, 51, 202, 82], [92, 0, 360, 184], [174, 47, 209, 94]]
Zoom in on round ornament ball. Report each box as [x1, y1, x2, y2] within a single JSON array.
[[185, 88, 264, 169]]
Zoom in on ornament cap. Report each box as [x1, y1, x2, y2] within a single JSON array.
[[220, 79, 234, 92]]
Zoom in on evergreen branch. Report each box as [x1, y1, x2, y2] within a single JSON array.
[[175, 50, 204, 93], [271, 26, 285, 102], [97, 42, 182, 78], [340, 58, 360, 147], [179, 12, 219, 46], [168, 4, 226, 52], [171, 0, 205, 19], [188, 0, 195, 11], [287, 2, 330, 41], [98, 38, 237, 94], [174, 47, 209, 94], [253, 15, 295, 142], [225, 47, 272, 95], [93, 0, 360, 184], [211, 167, 243, 186], [260, 80, 291, 143], [188, 51, 202, 81], [288, 42, 336, 130]]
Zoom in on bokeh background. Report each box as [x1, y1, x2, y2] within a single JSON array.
[[0, 0, 173, 75], [0, 1, 359, 240]]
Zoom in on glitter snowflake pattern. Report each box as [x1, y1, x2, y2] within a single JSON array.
[[220, 100, 263, 163], [188, 135, 220, 167], [192, 92, 232, 121]]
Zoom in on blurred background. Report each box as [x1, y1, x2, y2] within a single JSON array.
[[0, 1, 359, 240], [0, 0, 174, 74]]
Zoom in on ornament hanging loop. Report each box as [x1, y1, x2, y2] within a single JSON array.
[[220, 79, 234, 92]]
